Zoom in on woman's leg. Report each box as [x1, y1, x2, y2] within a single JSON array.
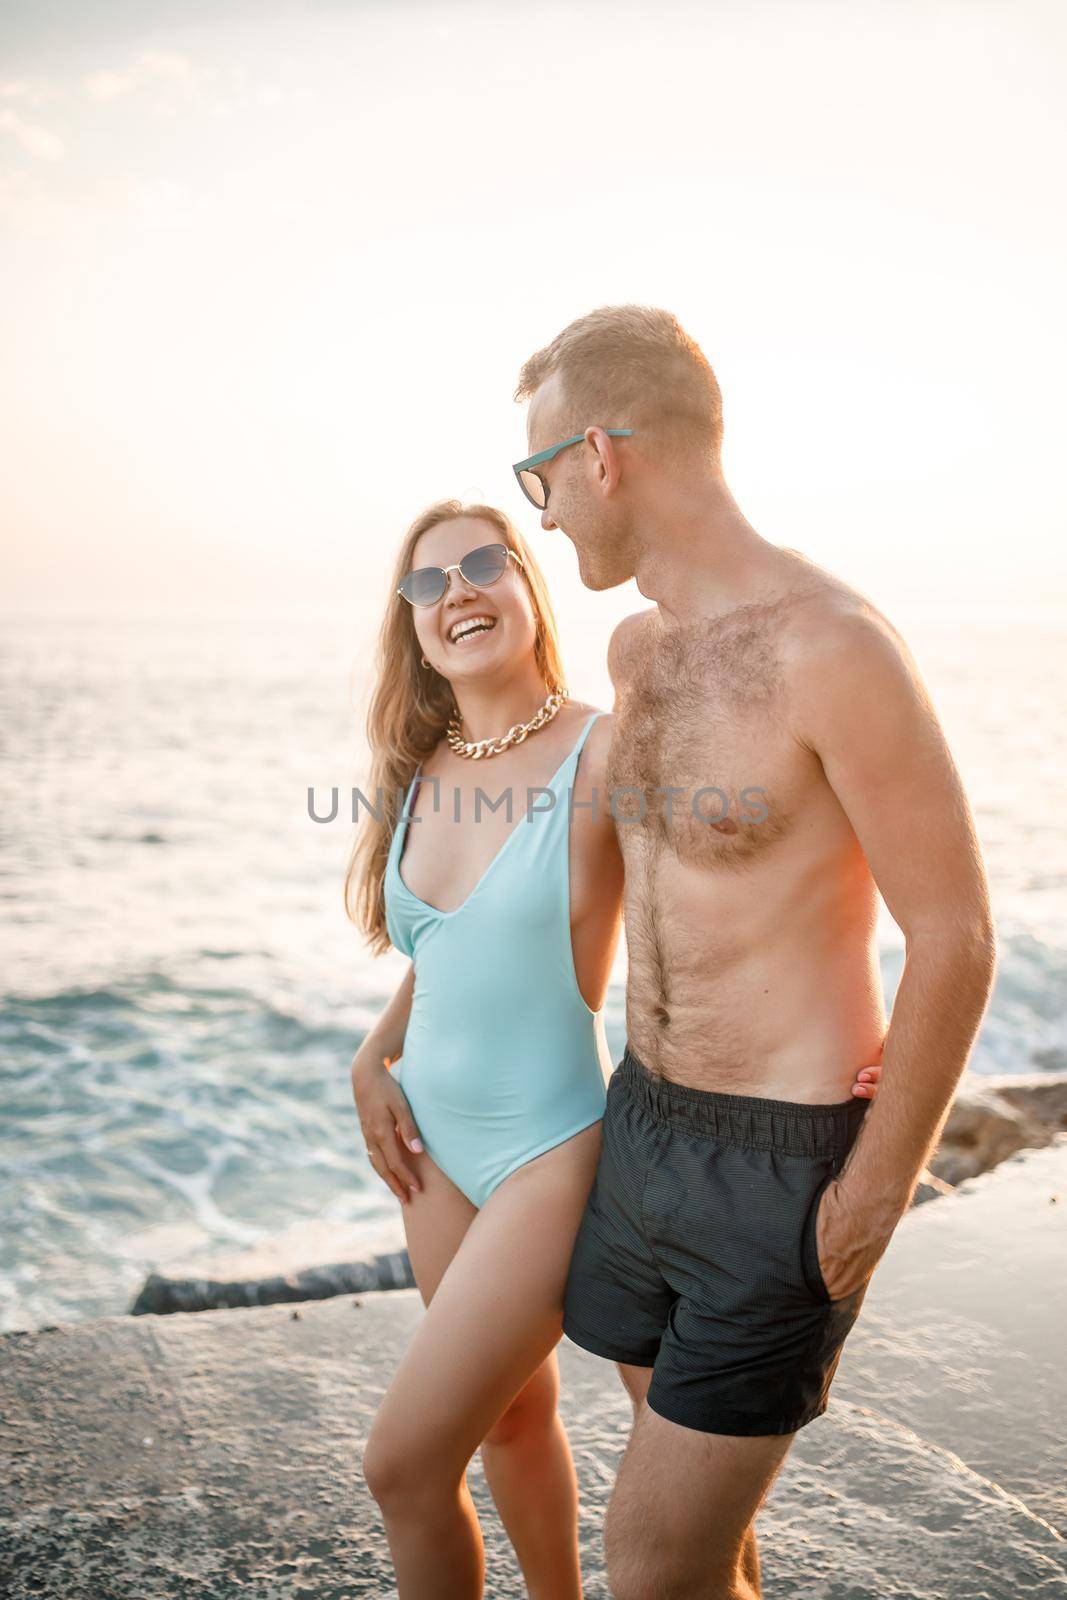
[[477, 1353, 578, 1599], [474, 1125, 602, 1599], [368, 1147, 484, 1596], [399, 1143, 479, 1306], [362, 1123, 601, 1600]]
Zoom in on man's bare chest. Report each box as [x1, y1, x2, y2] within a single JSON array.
[[607, 612, 813, 869]]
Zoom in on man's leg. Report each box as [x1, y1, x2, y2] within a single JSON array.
[[596, 1051, 875, 1598], [613, 1364, 775, 1599]]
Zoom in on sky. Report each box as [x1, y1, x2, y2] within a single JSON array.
[[2, 0, 1066, 631]]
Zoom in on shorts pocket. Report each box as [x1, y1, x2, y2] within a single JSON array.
[[799, 1170, 835, 1305]]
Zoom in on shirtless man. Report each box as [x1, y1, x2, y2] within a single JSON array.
[[511, 306, 998, 1600]]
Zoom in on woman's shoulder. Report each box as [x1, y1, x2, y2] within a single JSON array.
[[568, 702, 613, 780], [566, 700, 612, 734]]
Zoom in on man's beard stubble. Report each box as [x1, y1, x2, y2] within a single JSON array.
[[560, 484, 635, 592]]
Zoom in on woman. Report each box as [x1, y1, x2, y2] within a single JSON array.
[[344, 499, 882, 1599]]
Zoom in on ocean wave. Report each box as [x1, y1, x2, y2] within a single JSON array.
[[0, 923, 1062, 1331]]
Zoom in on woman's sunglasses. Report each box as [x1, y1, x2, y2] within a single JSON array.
[[396, 542, 525, 607]]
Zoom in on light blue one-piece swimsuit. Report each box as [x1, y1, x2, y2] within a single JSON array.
[[383, 710, 612, 1208]]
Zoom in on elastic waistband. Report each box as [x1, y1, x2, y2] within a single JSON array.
[[619, 1042, 868, 1161]]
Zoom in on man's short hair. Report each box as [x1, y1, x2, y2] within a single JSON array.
[[515, 305, 723, 464]]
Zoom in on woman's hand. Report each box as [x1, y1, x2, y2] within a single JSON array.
[[351, 1054, 424, 1205], [851, 1056, 883, 1099]]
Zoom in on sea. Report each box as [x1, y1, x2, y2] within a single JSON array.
[[2, 607, 1065, 1333]]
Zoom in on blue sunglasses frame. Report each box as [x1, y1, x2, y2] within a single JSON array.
[[512, 428, 633, 508]]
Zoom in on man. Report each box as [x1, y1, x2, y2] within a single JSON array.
[[511, 306, 997, 1600]]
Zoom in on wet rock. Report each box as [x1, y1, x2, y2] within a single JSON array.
[[128, 1216, 412, 1315], [995, 1069, 1067, 1130], [931, 1070, 1067, 1185], [910, 1168, 955, 1205], [130, 1250, 415, 1315]]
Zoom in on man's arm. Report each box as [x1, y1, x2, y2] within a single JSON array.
[[791, 603, 997, 1292]]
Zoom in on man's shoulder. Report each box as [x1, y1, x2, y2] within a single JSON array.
[[607, 606, 657, 685], [776, 568, 923, 741], [778, 559, 907, 671]]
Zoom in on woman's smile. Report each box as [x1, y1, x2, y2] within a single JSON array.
[[445, 613, 499, 648]]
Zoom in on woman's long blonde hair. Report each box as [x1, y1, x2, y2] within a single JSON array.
[[344, 500, 568, 955]]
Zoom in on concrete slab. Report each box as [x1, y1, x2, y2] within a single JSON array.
[[2, 1140, 1064, 1598]]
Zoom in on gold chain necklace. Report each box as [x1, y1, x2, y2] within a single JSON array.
[[446, 687, 569, 760]]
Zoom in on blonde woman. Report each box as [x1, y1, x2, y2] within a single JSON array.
[[345, 499, 882, 1599]]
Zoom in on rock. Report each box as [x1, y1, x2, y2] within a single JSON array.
[[910, 1169, 955, 1205], [129, 1215, 411, 1315], [930, 1070, 1067, 1185], [994, 1069, 1067, 1130], [130, 1251, 415, 1316]]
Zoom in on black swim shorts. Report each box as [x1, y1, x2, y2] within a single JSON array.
[[562, 1041, 872, 1436]]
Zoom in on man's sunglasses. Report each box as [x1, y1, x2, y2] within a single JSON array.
[[396, 542, 525, 607], [512, 428, 634, 509]]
